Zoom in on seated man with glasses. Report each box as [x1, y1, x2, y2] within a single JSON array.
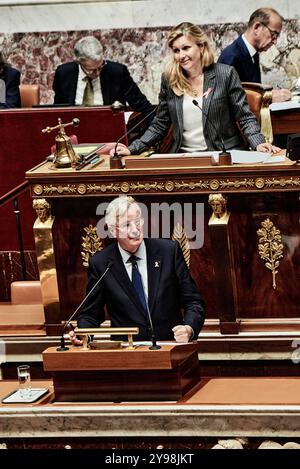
[[70, 195, 205, 344], [218, 7, 291, 103], [53, 36, 155, 125]]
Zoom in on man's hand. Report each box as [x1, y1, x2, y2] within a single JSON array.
[[109, 143, 131, 156], [172, 325, 193, 343], [272, 88, 292, 103], [69, 330, 83, 346], [256, 143, 281, 153]]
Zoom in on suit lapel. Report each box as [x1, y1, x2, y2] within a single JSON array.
[[145, 239, 162, 314], [70, 63, 80, 104], [202, 65, 216, 130], [174, 94, 184, 135], [100, 66, 110, 105], [236, 37, 260, 79]]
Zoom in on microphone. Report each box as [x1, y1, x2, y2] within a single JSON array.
[[111, 106, 157, 168], [192, 99, 232, 165], [140, 274, 161, 350], [56, 261, 113, 351]]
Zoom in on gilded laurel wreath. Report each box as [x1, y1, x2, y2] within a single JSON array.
[[257, 218, 283, 290], [172, 222, 190, 268], [81, 225, 103, 267]]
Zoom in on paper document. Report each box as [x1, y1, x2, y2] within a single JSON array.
[[150, 151, 285, 164], [270, 101, 300, 111], [229, 150, 285, 164], [125, 111, 134, 124]]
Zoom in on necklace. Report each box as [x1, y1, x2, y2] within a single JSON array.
[[188, 74, 203, 97]]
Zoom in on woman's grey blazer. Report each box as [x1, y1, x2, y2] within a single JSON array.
[[128, 62, 265, 154]]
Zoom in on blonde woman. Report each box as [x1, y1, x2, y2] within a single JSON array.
[[113, 22, 279, 156]]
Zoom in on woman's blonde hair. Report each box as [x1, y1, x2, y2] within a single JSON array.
[[164, 22, 214, 96]]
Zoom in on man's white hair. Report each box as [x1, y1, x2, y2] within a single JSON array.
[[105, 196, 140, 229], [74, 36, 103, 62]]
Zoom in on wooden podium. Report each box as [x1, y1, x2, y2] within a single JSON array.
[[43, 343, 200, 402]]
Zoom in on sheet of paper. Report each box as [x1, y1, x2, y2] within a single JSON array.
[[270, 101, 300, 111], [230, 150, 285, 164], [125, 111, 134, 124], [150, 151, 285, 164]]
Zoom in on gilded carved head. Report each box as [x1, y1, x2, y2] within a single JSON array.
[[208, 193, 227, 219], [33, 198, 51, 223]]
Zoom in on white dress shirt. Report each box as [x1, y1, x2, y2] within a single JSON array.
[[75, 65, 104, 105], [118, 241, 148, 300]]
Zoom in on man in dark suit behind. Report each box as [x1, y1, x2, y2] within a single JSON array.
[[218, 7, 291, 103], [53, 36, 155, 126], [70, 196, 205, 344]]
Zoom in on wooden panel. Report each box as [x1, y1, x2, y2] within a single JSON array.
[[43, 344, 198, 370], [125, 154, 216, 169], [271, 109, 300, 135], [43, 345, 200, 402]]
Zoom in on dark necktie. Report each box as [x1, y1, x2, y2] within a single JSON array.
[[82, 76, 94, 106], [128, 255, 147, 312], [253, 52, 261, 82]]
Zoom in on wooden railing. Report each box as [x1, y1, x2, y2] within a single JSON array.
[[0, 180, 30, 279]]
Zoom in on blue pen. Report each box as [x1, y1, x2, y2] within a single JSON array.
[[89, 156, 102, 168]]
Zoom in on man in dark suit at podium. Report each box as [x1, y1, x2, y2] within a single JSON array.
[[53, 36, 155, 126], [70, 196, 205, 343]]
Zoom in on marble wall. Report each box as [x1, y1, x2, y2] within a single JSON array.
[[0, 0, 299, 105]]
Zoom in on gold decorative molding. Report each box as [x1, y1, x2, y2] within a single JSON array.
[[172, 223, 190, 268], [31, 176, 300, 197], [265, 177, 300, 188], [33, 204, 59, 314], [260, 90, 273, 144], [257, 218, 284, 290], [81, 225, 103, 267]]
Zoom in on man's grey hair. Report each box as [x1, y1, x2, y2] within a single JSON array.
[[74, 36, 103, 62], [105, 196, 140, 229]]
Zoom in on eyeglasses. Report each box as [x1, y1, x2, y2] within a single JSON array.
[[261, 22, 280, 40], [80, 60, 106, 76], [117, 217, 144, 232]]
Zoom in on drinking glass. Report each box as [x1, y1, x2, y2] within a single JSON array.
[[17, 365, 31, 399]]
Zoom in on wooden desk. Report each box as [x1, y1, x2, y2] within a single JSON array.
[[271, 107, 300, 135], [26, 156, 300, 336], [43, 344, 200, 402]]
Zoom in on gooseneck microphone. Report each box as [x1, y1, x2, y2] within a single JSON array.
[[139, 275, 161, 350], [56, 261, 113, 351], [192, 99, 232, 164], [112, 106, 157, 159]]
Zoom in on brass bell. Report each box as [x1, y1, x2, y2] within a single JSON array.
[[42, 118, 80, 168]]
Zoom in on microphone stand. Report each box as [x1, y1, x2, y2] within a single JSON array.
[[140, 275, 161, 350], [110, 106, 157, 169], [146, 302, 161, 350], [192, 99, 232, 165], [56, 263, 113, 351]]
